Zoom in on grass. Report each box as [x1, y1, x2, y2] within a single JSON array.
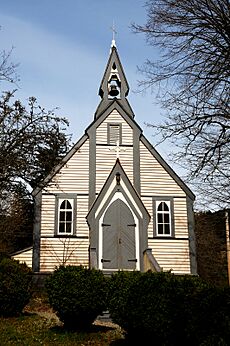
[[0, 295, 125, 346]]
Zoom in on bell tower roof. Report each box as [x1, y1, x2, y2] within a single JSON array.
[[94, 42, 134, 119]]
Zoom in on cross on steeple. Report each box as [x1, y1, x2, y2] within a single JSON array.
[[110, 21, 117, 47]]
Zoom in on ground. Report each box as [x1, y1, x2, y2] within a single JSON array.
[[0, 294, 125, 345]]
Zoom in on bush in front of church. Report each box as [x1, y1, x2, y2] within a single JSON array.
[[46, 265, 107, 330], [0, 258, 32, 316], [108, 270, 230, 344]]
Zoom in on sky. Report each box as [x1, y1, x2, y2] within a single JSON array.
[[0, 0, 187, 183]]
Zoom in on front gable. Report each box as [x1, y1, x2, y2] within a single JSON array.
[[87, 159, 150, 271]]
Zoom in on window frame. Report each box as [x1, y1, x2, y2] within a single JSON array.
[[107, 123, 122, 146], [153, 198, 175, 238], [55, 195, 77, 236]]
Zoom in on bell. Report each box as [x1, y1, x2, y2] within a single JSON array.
[[109, 84, 119, 97]]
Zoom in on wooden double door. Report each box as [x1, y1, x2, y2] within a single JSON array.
[[101, 199, 137, 270]]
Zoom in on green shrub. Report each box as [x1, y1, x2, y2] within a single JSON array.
[[46, 265, 107, 330], [108, 271, 230, 345], [0, 258, 32, 316]]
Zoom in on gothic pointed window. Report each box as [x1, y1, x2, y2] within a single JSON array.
[[58, 199, 73, 235], [156, 201, 171, 236]]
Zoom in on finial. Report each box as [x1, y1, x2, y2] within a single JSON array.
[[110, 21, 117, 48]]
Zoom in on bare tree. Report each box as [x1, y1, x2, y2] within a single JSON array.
[[0, 90, 71, 192], [133, 0, 230, 208]]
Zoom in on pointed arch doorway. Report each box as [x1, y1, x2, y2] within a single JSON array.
[[101, 198, 137, 270]]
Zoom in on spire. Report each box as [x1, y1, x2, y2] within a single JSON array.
[[110, 21, 117, 50], [95, 42, 134, 119]]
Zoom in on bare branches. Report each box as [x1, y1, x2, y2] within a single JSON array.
[[0, 91, 71, 192], [0, 47, 19, 85], [133, 0, 230, 208]]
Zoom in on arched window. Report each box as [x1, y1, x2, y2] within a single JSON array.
[[156, 201, 171, 236], [58, 199, 73, 235]]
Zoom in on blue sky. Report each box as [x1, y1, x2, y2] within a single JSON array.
[[0, 1, 163, 142]]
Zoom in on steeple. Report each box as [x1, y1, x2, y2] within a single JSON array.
[[94, 42, 134, 119]]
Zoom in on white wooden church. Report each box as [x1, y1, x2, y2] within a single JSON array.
[[15, 41, 197, 275]]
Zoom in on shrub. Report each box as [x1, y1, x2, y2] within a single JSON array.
[[46, 265, 108, 330], [108, 271, 230, 345], [0, 258, 32, 316]]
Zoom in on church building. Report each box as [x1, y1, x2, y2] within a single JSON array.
[[14, 41, 197, 275]]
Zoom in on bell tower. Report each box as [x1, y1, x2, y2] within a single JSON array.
[[95, 41, 134, 119]]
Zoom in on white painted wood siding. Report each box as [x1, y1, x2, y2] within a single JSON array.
[[140, 142, 186, 196], [45, 139, 89, 194], [96, 109, 133, 145], [40, 195, 55, 237], [148, 239, 190, 274], [13, 249, 33, 268], [76, 195, 89, 237], [40, 238, 89, 272], [174, 198, 189, 238], [96, 146, 133, 193], [141, 196, 154, 238]]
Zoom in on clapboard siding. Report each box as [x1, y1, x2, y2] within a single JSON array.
[[96, 109, 133, 145], [76, 195, 89, 237], [45, 139, 89, 194], [13, 249, 33, 268], [149, 239, 190, 273], [96, 146, 133, 193], [141, 196, 154, 238], [174, 198, 189, 238], [40, 238, 89, 272], [140, 142, 186, 196], [41, 195, 55, 237]]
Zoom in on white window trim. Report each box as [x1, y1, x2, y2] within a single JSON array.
[[57, 198, 74, 235], [156, 200, 172, 237]]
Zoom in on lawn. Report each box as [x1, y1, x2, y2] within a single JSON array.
[[0, 296, 125, 346]]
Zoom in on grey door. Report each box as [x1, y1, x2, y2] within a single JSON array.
[[102, 199, 136, 270]]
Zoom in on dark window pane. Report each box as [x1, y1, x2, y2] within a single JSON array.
[[165, 224, 170, 234], [165, 214, 170, 223], [60, 201, 66, 209], [66, 211, 72, 221], [66, 201, 72, 209], [158, 224, 163, 234], [158, 202, 163, 211], [66, 223, 72, 233], [163, 202, 169, 211], [157, 213, 163, 223], [60, 211, 65, 221], [59, 223, 65, 233]]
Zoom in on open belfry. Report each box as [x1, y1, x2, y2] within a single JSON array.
[[15, 40, 197, 275]]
